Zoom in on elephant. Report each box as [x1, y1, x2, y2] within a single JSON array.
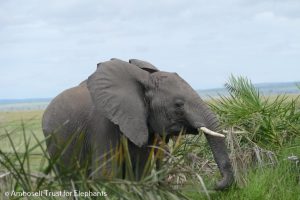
[[42, 58, 233, 190]]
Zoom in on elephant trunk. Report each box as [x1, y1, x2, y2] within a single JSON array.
[[188, 100, 234, 190]]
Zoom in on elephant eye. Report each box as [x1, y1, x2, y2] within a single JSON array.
[[174, 99, 184, 108]]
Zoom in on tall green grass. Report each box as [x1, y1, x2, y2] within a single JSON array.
[[211, 75, 300, 149], [0, 125, 214, 200], [211, 138, 300, 200], [186, 76, 300, 200], [209, 76, 300, 199]]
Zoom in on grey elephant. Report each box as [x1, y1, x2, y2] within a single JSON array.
[[42, 58, 233, 190]]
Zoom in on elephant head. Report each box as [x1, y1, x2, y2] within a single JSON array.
[[87, 59, 233, 190]]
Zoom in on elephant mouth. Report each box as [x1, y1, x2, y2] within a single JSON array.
[[166, 124, 183, 134], [166, 122, 225, 138], [167, 123, 198, 136]]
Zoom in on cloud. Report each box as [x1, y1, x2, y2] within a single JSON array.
[[0, 0, 300, 98]]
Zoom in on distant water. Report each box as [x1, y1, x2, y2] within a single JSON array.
[[0, 82, 299, 111], [0, 98, 51, 111]]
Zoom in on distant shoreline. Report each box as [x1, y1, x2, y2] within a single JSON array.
[[1, 82, 299, 111], [0, 98, 52, 105]]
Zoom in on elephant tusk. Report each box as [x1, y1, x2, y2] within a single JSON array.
[[198, 127, 225, 138]]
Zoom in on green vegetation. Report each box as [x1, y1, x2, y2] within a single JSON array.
[[187, 138, 300, 200], [211, 75, 300, 149], [0, 76, 299, 199], [0, 111, 44, 152]]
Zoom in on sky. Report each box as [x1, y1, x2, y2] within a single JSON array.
[[0, 0, 300, 99]]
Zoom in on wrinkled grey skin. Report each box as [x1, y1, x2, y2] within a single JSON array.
[[42, 58, 233, 190]]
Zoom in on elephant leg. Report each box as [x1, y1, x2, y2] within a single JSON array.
[[128, 134, 164, 180], [90, 141, 120, 179], [47, 130, 89, 177], [91, 148, 111, 179], [89, 117, 122, 179], [128, 142, 151, 180]]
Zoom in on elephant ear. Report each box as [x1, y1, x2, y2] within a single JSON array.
[[87, 59, 150, 147], [129, 59, 159, 73]]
